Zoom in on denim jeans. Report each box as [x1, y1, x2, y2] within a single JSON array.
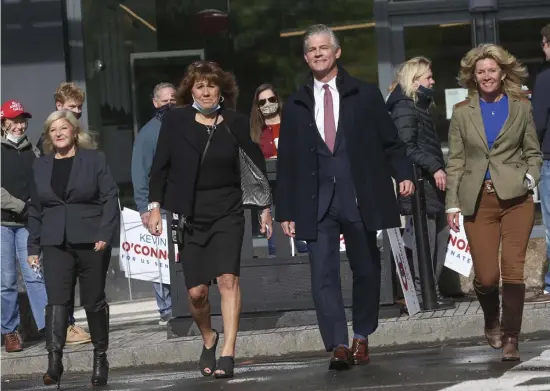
[[1, 226, 47, 333], [153, 283, 172, 317], [539, 161, 550, 292]]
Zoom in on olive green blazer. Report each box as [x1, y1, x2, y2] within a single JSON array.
[[445, 94, 542, 216]]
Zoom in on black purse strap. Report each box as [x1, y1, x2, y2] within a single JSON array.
[[199, 111, 219, 165]]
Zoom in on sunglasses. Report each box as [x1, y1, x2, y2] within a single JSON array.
[[258, 96, 278, 106], [191, 60, 217, 68]]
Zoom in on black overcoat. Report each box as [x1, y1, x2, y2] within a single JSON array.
[[275, 67, 414, 240]]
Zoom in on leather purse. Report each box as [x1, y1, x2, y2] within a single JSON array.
[[224, 124, 272, 208]]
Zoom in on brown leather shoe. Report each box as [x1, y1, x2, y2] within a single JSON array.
[[329, 346, 352, 371], [502, 335, 520, 361], [351, 338, 370, 365], [3, 331, 23, 353]]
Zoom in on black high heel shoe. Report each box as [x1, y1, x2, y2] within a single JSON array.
[[43, 305, 68, 389], [199, 330, 219, 376], [43, 352, 63, 388], [87, 306, 110, 386], [214, 356, 235, 379]]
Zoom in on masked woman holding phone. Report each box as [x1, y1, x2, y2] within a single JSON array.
[[147, 61, 272, 379]]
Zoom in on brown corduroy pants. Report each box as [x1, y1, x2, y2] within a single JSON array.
[[463, 186, 534, 288]]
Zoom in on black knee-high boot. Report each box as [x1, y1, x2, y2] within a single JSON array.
[[86, 305, 110, 386], [43, 305, 68, 388]]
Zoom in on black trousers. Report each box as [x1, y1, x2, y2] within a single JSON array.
[[307, 191, 381, 351], [42, 244, 110, 313]]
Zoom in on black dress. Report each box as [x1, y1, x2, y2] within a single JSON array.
[[181, 120, 244, 288]]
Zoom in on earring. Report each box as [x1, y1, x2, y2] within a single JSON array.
[[220, 96, 225, 103]]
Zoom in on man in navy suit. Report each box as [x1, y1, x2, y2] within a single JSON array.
[[276, 24, 414, 370]]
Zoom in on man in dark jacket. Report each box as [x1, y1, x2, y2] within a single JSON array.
[[276, 24, 414, 370], [527, 24, 550, 303]]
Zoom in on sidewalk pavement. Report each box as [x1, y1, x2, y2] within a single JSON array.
[[2, 298, 550, 378]]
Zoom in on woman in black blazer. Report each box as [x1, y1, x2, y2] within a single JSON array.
[[27, 110, 119, 387], [147, 61, 272, 379]]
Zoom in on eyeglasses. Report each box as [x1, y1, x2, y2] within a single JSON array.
[[258, 96, 278, 106], [191, 60, 217, 68]]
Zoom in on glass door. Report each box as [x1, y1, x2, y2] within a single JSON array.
[[403, 22, 473, 148]]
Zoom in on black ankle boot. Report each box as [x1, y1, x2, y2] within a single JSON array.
[[43, 305, 68, 388], [86, 305, 110, 386]]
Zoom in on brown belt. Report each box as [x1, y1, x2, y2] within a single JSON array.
[[484, 180, 495, 194]]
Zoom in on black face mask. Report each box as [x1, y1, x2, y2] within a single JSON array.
[[417, 85, 435, 100], [155, 103, 174, 121]]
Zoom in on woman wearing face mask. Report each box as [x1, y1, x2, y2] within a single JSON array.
[[386, 57, 453, 308], [446, 44, 542, 361], [147, 61, 273, 379], [250, 84, 283, 159], [1, 100, 47, 353]]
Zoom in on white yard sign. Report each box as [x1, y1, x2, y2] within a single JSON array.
[[386, 228, 421, 316], [444, 214, 473, 277], [119, 208, 173, 284]]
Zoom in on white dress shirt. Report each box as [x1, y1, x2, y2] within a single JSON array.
[[313, 76, 340, 141]]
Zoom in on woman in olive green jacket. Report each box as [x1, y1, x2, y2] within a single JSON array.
[[446, 44, 542, 362]]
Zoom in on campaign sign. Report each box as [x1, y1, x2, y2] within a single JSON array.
[[444, 214, 472, 277], [119, 208, 173, 284], [386, 228, 421, 316]]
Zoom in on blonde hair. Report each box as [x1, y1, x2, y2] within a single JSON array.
[[42, 110, 97, 154], [458, 44, 528, 100], [397, 57, 432, 103]]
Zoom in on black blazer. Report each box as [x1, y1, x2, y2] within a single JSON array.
[[149, 106, 267, 216], [27, 149, 119, 256], [275, 67, 414, 239]]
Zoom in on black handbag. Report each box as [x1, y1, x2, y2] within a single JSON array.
[[223, 124, 272, 208], [175, 115, 218, 246]]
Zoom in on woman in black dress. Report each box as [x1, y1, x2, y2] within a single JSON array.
[[147, 61, 272, 379]]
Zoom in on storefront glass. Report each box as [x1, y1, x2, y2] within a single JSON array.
[[82, 0, 378, 210]]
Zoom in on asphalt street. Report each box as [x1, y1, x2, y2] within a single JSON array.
[[4, 333, 550, 391]]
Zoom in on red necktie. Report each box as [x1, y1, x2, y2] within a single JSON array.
[[323, 84, 336, 152]]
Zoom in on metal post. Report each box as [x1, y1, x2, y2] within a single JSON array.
[[410, 165, 438, 311]]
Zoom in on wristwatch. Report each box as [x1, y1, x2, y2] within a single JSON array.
[[147, 202, 160, 211]]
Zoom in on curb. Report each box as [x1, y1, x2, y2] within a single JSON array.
[[3, 307, 550, 378]]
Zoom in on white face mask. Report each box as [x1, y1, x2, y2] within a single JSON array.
[[5, 132, 24, 144], [260, 102, 279, 116]]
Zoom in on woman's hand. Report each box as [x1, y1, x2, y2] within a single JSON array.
[[434, 169, 447, 191], [148, 208, 163, 236], [94, 241, 107, 251], [447, 212, 461, 233], [27, 255, 39, 269], [259, 208, 273, 239]]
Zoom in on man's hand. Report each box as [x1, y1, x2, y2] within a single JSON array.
[[281, 221, 296, 238], [399, 180, 415, 197], [447, 212, 461, 233], [433, 169, 447, 191], [148, 208, 163, 236], [141, 212, 151, 227]]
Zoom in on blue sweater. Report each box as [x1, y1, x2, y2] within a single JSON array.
[[480, 95, 509, 180], [131, 117, 161, 214]]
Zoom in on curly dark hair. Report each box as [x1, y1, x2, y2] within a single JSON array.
[[175, 61, 239, 110]]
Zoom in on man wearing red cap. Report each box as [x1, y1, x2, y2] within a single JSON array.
[[1, 100, 47, 352]]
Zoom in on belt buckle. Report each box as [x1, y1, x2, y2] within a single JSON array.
[[485, 181, 495, 194]]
